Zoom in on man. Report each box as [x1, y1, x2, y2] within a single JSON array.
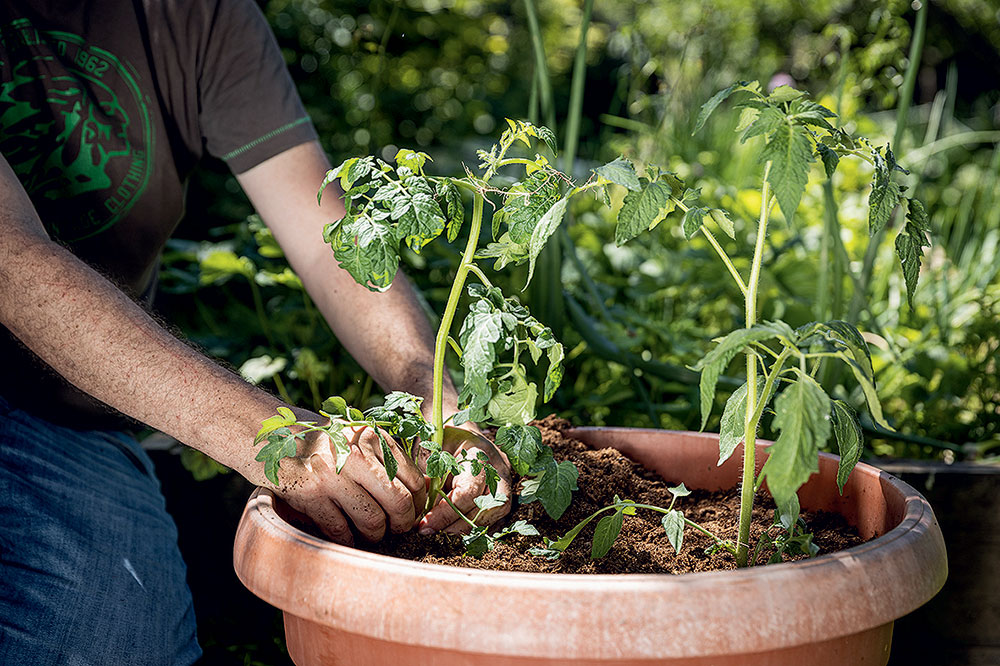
[[0, 0, 509, 663]]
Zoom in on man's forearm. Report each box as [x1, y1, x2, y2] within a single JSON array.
[[0, 229, 291, 486]]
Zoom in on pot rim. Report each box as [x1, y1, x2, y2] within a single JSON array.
[[234, 427, 948, 659]]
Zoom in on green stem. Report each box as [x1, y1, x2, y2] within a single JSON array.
[[272, 374, 293, 405], [671, 196, 747, 295], [523, 0, 556, 134], [617, 502, 731, 549], [737, 161, 772, 568], [247, 279, 276, 348], [747, 348, 792, 429], [428, 193, 486, 511], [467, 263, 494, 288], [701, 226, 748, 296], [438, 490, 478, 529], [562, 0, 594, 177]]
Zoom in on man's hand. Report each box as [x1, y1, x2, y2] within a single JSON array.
[[275, 424, 427, 546], [418, 427, 513, 536]]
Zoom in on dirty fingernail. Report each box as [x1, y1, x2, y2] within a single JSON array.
[[418, 526, 434, 536]]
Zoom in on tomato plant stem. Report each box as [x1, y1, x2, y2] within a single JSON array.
[[737, 161, 772, 567], [428, 192, 486, 512]]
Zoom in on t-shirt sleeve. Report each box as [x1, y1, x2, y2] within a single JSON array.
[[198, 0, 318, 173]]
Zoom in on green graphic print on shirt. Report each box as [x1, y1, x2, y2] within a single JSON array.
[[0, 18, 152, 241]]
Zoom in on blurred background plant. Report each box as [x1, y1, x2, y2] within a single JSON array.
[[165, 0, 1000, 474]]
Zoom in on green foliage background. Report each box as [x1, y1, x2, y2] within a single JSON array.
[[162, 0, 1000, 472]]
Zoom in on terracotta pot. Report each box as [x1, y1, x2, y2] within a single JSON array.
[[233, 428, 947, 665]]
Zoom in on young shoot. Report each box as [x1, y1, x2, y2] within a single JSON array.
[[527, 485, 735, 561], [610, 81, 928, 567], [254, 120, 634, 556]]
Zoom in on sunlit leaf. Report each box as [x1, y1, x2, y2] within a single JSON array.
[[759, 373, 832, 510]]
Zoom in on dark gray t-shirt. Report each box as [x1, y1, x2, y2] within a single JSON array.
[[0, 0, 319, 426]]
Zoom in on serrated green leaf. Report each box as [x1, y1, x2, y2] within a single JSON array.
[[812, 320, 891, 431], [255, 409, 299, 446], [668, 483, 691, 499], [462, 527, 492, 558], [377, 432, 398, 482], [762, 121, 814, 224], [543, 507, 606, 553], [319, 157, 356, 204], [717, 377, 778, 466], [255, 428, 300, 486], [506, 520, 540, 537], [525, 197, 569, 287], [694, 321, 795, 430], [534, 459, 579, 520], [458, 303, 503, 413], [397, 191, 446, 252], [895, 199, 931, 309], [768, 85, 805, 104], [816, 143, 840, 179], [830, 400, 863, 493], [536, 124, 558, 154], [661, 510, 685, 554], [327, 426, 351, 473], [708, 208, 735, 239], [740, 105, 784, 144], [495, 424, 543, 476], [345, 157, 374, 189], [437, 179, 465, 243], [868, 146, 902, 235], [395, 148, 430, 172], [329, 215, 400, 291], [775, 493, 801, 530], [426, 450, 461, 478], [615, 180, 672, 245], [487, 372, 538, 425], [693, 81, 751, 135], [591, 510, 624, 559], [683, 207, 708, 240], [594, 157, 641, 191], [544, 341, 565, 401], [502, 171, 560, 246], [474, 491, 508, 512], [759, 373, 832, 510], [789, 99, 836, 130]]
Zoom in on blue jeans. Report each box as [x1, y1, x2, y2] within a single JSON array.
[[0, 395, 201, 665]]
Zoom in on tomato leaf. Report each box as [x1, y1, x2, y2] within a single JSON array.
[[895, 199, 931, 309], [525, 197, 569, 288], [830, 399, 863, 493], [495, 424, 543, 476], [868, 145, 903, 236], [693, 321, 795, 430], [759, 373, 832, 511], [661, 509, 685, 554], [594, 156, 641, 191], [591, 509, 625, 559], [615, 179, 673, 245], [761, 120, 814, 224]]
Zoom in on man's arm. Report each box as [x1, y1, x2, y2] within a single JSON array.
[[0, 151, 426, 545], [235, 141, 512, 534]]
